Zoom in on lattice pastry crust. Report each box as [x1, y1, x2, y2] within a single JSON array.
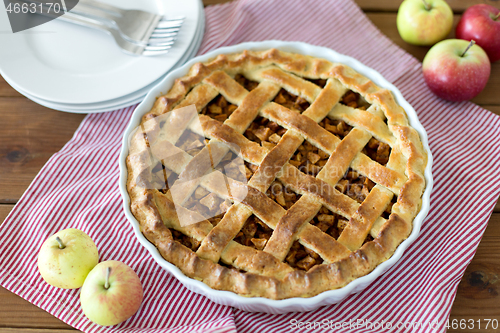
[[126, 49, 427, 299]]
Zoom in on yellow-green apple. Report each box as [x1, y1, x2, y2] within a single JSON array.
[[423, 39, 491, 101], [37, 228, 99, 289], [456, 4, 500, 62], [80, 261, 143, 326], [397, 0, 453, 45]]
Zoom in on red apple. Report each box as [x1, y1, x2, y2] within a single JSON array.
[[456, 4, 500, 63], [80, 261, 143, 326], [423, 39, 491, 101]]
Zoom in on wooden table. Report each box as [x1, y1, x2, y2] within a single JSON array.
[[1, 0, 499, 332]]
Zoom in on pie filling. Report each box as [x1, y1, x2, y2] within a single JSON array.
[[170, 228, 201, 251], [151, 162, 178, 193], [273, 88, 310, 113], [244, 115, 286, 151], [176, 130, 207, 157], [340, 90, 371, 110], [267, 180, 301, 210], [201, 94, 238, 123], [290, 136, 335, 177], [162, 77, 393, 271], [286, 240, 324, 270], [363, 137, 391, 166], [234, 215, 273, 250], [337, 168, 375, 204], [235, 73, 259, 91], [305, 78, 327, 88]]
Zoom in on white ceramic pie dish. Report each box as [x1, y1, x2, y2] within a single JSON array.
[[119, 41, 434, 314]]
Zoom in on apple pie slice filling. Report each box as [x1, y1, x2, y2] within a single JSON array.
[[339, 89, 371, 110]]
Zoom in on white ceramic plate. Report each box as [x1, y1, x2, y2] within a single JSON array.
[[119, 41, 434, 314], [5, 4, 206, 113], [0, 0, 201, 105]]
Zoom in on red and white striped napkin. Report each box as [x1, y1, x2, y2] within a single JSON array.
[[1, 0, 500, 332]]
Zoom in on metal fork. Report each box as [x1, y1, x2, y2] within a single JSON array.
[[36, 8, 174, 56], [70, 0, 184, 46]]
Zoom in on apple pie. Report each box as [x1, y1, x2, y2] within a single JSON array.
[[126, 49, 427, 299]]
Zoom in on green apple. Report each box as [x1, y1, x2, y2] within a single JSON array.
[[397, 0, 454, 45], [80, 261, 143, 326], [37, 228, 99, 289]]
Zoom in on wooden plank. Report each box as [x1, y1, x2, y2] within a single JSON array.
[[202, 0, 232, 6], [367, 13, 500, 105], [0, 205, 13, 223], [0, 77, 22, 98], [202, 0, 499, 12], [481, 106, 500, 117], [0, 288, 73, 330], [483, 106, 500, 117], [0, 329, 77, 333], [0, 98, 85, 203], [473, 69, 500, 106], [449, 213, 500, 333]]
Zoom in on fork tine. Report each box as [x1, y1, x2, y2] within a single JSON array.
[[149, 32, 178, 39], [147, 37, 176, 45], [150, 32, 179, 39], [146, 41, 175, 48], [145, 18, 181, 54], [158, 18, 184, 24], [154, 24, 183, 32], [153, 27, 181, 34], [156, 20, 184, 29], [142, 45, 172, 55], [151, 28, 180, 37]]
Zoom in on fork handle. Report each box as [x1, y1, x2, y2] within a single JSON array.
[[27, 2, 113, 36], [45, 10, 144, 55], [20, 0, 119, 23], [57, 11, 112, 34], [70, 3, 121, 24]]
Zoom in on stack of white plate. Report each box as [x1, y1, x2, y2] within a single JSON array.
[[0, 0, 204, 113]]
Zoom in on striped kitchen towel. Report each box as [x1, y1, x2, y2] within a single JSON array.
[[1, 0, 500, 332]]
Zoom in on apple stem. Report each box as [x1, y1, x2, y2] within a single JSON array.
[[421, 0, 431, 10], [461, 40, 475, 57], [495, 12, 500, 21], [104, 267, 111, 289], [55, 237, 65, 249]]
